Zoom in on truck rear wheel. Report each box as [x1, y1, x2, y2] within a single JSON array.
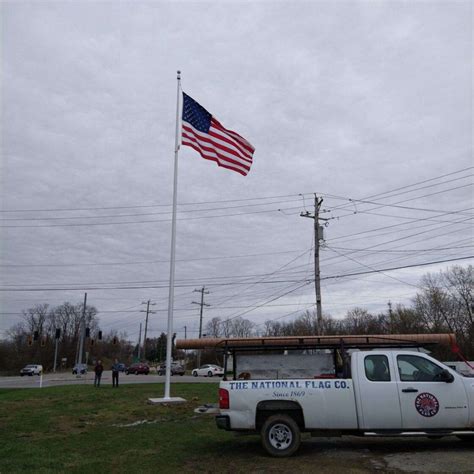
[[261, 414, 301, 457]]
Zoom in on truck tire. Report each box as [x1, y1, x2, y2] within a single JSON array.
[[261, 414, 301, 457]]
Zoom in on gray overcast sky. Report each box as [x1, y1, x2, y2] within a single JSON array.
[[1, 0, 473, 342]]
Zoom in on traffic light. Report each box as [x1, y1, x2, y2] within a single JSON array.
[[98, 331, 102, 340], [55, 328, 61, 339], [33, 331, 39, 341], [85, 327, 90, 338]]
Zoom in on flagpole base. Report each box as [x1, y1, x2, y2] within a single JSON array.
[[148, 397, 186, 405]]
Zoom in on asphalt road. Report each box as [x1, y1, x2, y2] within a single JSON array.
[[0, 370, 221, 389]]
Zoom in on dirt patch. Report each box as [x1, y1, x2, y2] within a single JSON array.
[[190, 435, 474, 473]]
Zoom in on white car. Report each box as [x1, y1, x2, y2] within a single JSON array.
[[192, 364, 224, 377], [20, 364, 43, 376]]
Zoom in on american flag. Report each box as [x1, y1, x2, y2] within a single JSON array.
[[181, 92, 255, 176]]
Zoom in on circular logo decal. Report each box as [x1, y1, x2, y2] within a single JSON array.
[[415, 392, 440, 417]]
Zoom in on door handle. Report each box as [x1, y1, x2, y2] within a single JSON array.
[[402, 388, 418, 393]]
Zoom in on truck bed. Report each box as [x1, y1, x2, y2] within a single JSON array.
[[220, 378, 358, 430]]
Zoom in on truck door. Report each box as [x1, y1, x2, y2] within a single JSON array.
[[394, 353, 469, 429], [356, 353, 402, 430]]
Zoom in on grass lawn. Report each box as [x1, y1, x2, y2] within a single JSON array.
[[0, 383, 283, 474], [0, 383, 381, 473]]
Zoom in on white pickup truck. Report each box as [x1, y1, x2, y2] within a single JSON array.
[[216, 349, 474, 456]]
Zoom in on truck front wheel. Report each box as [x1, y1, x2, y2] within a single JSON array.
[[261, 414, 301, 457]]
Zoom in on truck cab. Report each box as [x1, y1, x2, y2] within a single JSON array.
[[352, 350, 471, 431]]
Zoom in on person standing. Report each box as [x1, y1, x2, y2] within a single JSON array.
[[94, 359, 104, 387], [111, 359, 120, 388]]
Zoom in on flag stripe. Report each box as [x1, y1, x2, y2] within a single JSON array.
[[182, 136, 250, 176], [182, 130, 251, 174], [185, 142, 249, 176], [207, 128, 253, 162], [211, 118, 255, 155], [183, 122, 253, 164]]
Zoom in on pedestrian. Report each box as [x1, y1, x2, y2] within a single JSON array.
[[94, 359, 104, 387], [111, 358, 120, 387]]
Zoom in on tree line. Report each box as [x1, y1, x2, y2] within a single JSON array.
[[1, 302, 132, 374], [0, 264, 472, 373]]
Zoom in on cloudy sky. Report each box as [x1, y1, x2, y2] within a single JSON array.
[[1, 0, 472, 343]]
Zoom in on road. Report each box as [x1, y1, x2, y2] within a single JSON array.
[[0, 371, 220, 389]]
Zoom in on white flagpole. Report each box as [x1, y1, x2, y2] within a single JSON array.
[[163, 70, 182, 400]]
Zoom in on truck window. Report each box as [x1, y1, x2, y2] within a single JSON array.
[[397, 354, 445, 382], [364, 355, 390, 382]]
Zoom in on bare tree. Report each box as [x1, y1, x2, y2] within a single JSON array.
[[230, 317, 255, 337], [205, 317, 223, 338], [20, 304, 50, 335], [221, 318, 232, 338]]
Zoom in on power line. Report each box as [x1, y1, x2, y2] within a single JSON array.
[[0, 204, 305, 228], [3, 167, 470, 214], [327, 212, 473, 244], [326, 246, 420, 289], [0, 192, 311, 213], [0, 197, 306, 222], [0, 255, 471, 292], [329, 221, 474, 270], [329, 244, 473, 254], [321, 255, 473, 281], [325, 166, 473, 212], [209, 248, 312, 310], [0, 248, 307, 268]]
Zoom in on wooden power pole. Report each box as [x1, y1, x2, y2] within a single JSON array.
[[300, 194, 327, 335], [140, 300, 156, 360], [192, 286, 210, 366]]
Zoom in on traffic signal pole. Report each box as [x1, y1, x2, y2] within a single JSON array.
[[77, 293, 87, 365]]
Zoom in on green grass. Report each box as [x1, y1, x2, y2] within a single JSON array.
[[0, 383, 382, 473], [0, 384, 268, 473]]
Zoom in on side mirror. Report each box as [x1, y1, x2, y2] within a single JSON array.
[[439, 369, 455, 383]]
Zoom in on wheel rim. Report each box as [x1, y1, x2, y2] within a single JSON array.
[[268, 423, 293, 450]]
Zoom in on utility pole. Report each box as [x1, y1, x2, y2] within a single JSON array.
[[192, 286, 210, 367], [182, 325, 188, 367], [140, 300, 156, 360], [300, 195, 327, 335], [137, 322, 142, 361], [388, 301, 393, 333], [53, 328, 60, 373]]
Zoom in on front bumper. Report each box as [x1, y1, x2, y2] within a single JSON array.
[[215, 415, 231, 431]]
